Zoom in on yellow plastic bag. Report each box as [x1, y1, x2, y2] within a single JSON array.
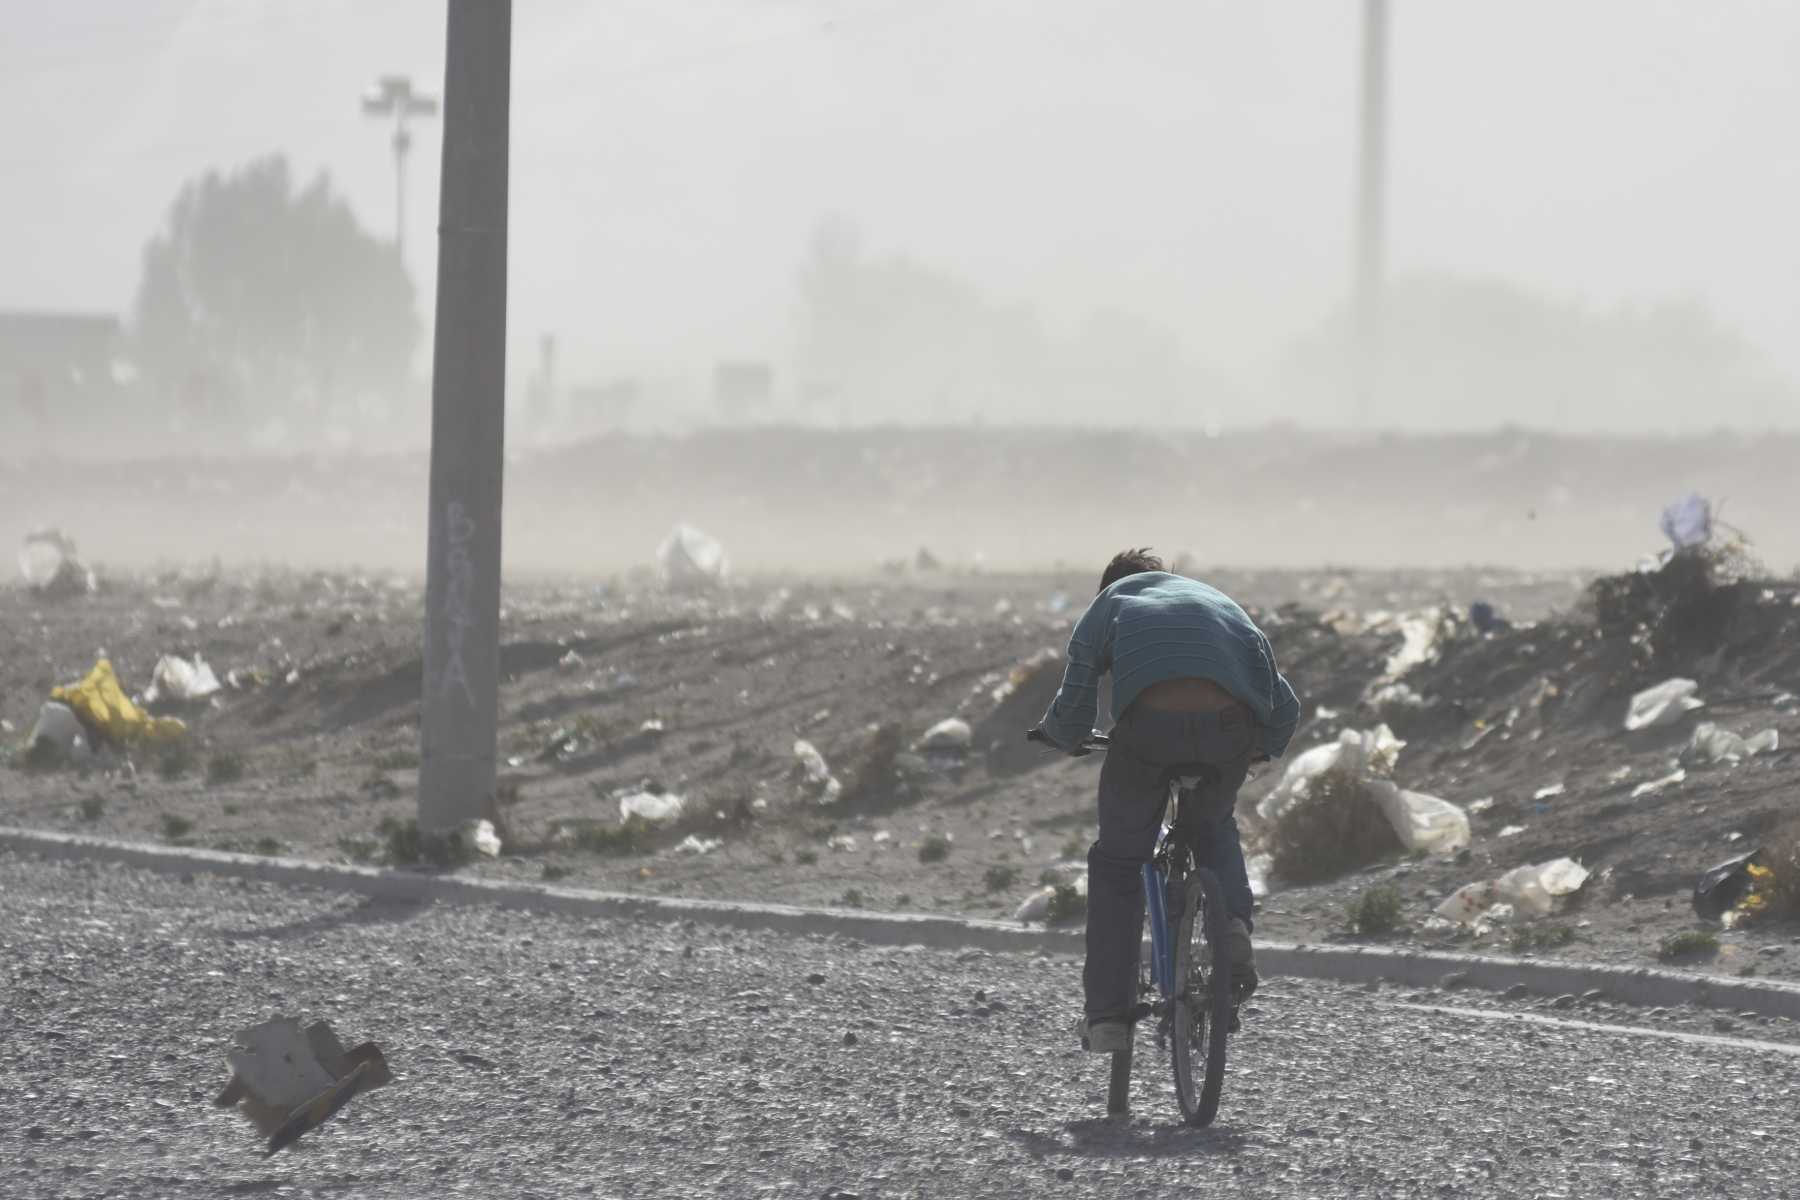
[[50, 659, 186, 746]]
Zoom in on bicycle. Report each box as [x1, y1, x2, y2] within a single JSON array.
[[1028, 728, 1239, 1126]]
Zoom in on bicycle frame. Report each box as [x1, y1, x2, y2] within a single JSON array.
[[1143, 779, 1188, 1000]]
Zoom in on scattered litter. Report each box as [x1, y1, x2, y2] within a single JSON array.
[[827, 834, 857, 852], [144, 654, 223, 704], [919, 717, 973, 751], [1624, 678, 1703, 731], [1499, 824, 1527, 838], [792, 739, 843, 803], [1246, 853, 1272, 899], [1468, 601, 1508, 634], [986, 649, 1060, 706], [1013, 871, 1087, 923], [1374, 785, 1472, 855], [639, 717, 666, 734], [1376, 608, 1450, 680], [1533, 783, 1566, 801], [465, 819, 501, 858], [17, 528, 95, 597], [214, 1017, 391, 1156], [1659, 493, 1712, 550], [24, 701, 91, 766], [619, 790, 685, 824], [655, 523, 728, 589], [872, 830, 892, 845], [1629, 767, 1686, 799], [1681, 722, 1779, 767], [1258, 725, 1403, 824], [1044, 592, 1070, 615], [1367, 682, 1426, 710], [557, 649, 584, 671], [677, 834, 722, 855], [1693, 850, 1760, 921], [1436, 858, 1590, 924], [1467, 797, 1496, 814], [50, 659, 186, 746]]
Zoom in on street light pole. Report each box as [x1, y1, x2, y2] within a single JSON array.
[[418, 0, 510, 833], [1353, 0, 1389, 427], [361, 75, 439, 260]]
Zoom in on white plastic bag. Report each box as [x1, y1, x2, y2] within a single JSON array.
[[920, 717, 973, 751], [1682, 722, 1779, 766], [1370, 781, 1470, 854], [1257, 725, 1404, 823], [656, 524, 728, 588], [145, 654, 223, 703], [1659, 494, 1712, 550], [792, 739, 842, 803], [619, 790, 685, 823], [1624, 678, 1703, 731], [26, 701, 91, 764], [1435, 857, 1589, 924]]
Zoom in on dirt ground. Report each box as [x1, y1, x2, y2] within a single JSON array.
[[5, 556, 1799, 984]]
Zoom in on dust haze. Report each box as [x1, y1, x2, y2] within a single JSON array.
[[5, 2, 1800, 571]]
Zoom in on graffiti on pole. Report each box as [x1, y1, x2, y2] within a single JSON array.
[[436, 499, 477, 707]]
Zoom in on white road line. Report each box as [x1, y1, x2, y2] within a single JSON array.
[[1386, 1000, 1800, 1057]]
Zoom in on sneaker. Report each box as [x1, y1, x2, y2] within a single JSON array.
[[1226, 917, 1258, 998], [1075, 1014, 1131, 1054]]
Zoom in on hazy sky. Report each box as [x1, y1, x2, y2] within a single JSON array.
[[5, 0, 1799, 420]]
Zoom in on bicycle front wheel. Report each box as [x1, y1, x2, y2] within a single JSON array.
[[1170, 867, 1232, 1127]]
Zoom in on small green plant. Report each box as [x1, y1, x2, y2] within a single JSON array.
[[205, 751, 246, 785], [378, 816, 475, 868], [77, 796, 106, 822], [1508, 923, 1576, 954], [1657, 929, 1720, 962], [918, 833, 952, 864], [336, 835, 379, 863], [252, 837, 283, 857], [160, 813, 195, 841], [1345, 884, 1404, 936], [156, 743, 194, 781], [1267, 765, 1404, 884], [795, 848, 819, 866], [1046, 882, 1086, 926], [373, 748, 421, 771], [984, 864, 1021, 893], [839, 888, 866, 909], [567, 817, 654, 856]]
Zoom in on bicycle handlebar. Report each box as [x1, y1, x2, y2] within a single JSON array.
[[1025, 728, 1109, 755]]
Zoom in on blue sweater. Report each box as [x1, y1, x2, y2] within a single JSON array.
[[1036, 572, 1301, 758]]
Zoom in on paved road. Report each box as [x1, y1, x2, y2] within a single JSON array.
[[5, 851, 1799, 1200]]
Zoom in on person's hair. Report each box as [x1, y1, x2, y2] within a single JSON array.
[[1098, 547, 1164, 593]]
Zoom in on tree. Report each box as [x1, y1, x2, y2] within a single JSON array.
[[132, 155, 419, 427]]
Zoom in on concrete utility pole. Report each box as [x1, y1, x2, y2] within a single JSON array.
[[419, 0, 510, 832], [361, 75, 440, 260], [1353, 0, 1389, 426]]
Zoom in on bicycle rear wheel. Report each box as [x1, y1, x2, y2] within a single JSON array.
[[1170, 867, 1232, 1126]]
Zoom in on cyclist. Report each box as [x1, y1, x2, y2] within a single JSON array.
[[1031, 549, 1299, 1053]]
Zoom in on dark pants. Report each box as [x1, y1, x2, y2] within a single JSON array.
[[1084, 706, 1255, 1022]]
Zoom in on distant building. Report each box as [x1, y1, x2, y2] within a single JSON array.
[[0, 311, 124, 428]]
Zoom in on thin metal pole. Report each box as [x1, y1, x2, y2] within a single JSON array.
[[1354, 0, 1388, 426], [393, 123, 408, 259], [419, 0, 510, 831]]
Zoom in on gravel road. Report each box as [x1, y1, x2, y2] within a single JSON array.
[[6, 850, 1799, 1200]]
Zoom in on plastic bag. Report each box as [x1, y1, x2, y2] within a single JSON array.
[[25, 701, 91, 764], [920, 717, 973, 750], [17, 528, 95, 596], [1257, 725, 1403, 823], [618, 790, 685, 823], [655, 524, 728, 589], [1370, 781, 1470, 854], [1681, 722, 1779, 767], [49, 659, 186, 746], [1435, 857, 1589, 924], [792, 739, 842, 803], [145, 654, 223, 704], [1659, 494, 1712, 550], [1624, 678, 1703, 731], [1693, 850, 1760, 921]]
